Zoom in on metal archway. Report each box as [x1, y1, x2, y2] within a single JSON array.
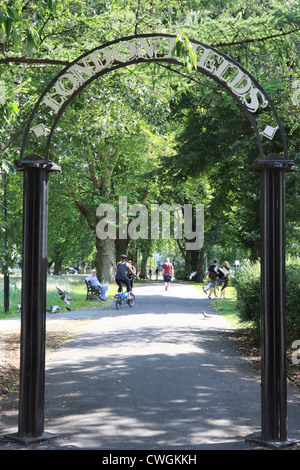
[[9, 34, 296, 446]]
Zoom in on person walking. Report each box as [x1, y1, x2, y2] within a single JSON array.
[[204, 259, 219, 299], [162, 258, 174, 291], [218, 261, 230, 298]]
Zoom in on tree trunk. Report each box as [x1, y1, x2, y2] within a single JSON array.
[[185, 248, 199, 276], [115, 237, 130, 263], [53, 259, 63, 275], [197, 247, 206, 280], [250, 243, 260, 261], [95, 237, 116, 283], [140, 253, 149, 278]]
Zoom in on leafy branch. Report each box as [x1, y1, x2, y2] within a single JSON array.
[[213, 27, 300, 48], [1, 25, 299, 67], [171, 35, 197, 73]]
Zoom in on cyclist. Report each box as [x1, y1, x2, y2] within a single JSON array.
[[127, 259, 136, 290], [115, 254, 135, 299]]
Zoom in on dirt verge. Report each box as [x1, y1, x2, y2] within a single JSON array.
[[0, 319, 89, 405]]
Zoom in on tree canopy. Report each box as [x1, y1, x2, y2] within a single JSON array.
[[0, 0, 299, 280]]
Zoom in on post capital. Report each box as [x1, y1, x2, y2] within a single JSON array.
[[248, 154, 296, 172], [14, 154, 61, 172]]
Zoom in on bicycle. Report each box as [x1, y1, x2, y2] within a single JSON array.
[[114, 279, 135, 309]]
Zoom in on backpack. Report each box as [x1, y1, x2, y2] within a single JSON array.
[[208, 265, 218, 281], [218, 266, 229, 278]]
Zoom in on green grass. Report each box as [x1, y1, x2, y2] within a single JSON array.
[[0, 274, 22, 318], [213, 287, 241, 327], [0, 274, 116, 318], [189, 281, 241, 327]]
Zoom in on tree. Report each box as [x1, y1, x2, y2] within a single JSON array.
[[46, 70, 175, 280], [0, 0, 299, 279]]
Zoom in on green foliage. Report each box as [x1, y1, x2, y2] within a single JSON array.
[[234, 257, 300, 345], [0, 0, 299, 280], [172, 35, 197, 72], [286, 259, 300, 345], [234, 261, 261, 331], [0, 0, 59, 55]]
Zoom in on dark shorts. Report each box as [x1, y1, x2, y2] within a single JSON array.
[[164, 275, 172, 283]]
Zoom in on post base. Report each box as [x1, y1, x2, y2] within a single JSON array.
[[3, 431, 57, 445], [246, 432, 300, 449]]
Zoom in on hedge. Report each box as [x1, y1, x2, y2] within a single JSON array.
[[234, 256, 300, 345]]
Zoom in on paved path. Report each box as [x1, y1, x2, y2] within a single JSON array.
[[1, 282, 300, 450]]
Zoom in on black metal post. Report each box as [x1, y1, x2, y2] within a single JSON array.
[[248, 154, 296, 446], [4, 172, 9, 313], [4, 272, 9, 313], [6, 155, 60, 444]]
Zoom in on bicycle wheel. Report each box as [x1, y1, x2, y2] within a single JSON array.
[[116, 298, 122, 309], [128, 293, 135, 307]]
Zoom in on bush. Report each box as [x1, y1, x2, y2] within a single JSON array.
[[285, 258, 300, 345], [173, 266, 186, 280], [234, 262, 261, 333], [234, 257, 300, 344]]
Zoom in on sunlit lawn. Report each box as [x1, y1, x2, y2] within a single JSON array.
[[0, 274, 116, 318], [190, 281, 241, 327]]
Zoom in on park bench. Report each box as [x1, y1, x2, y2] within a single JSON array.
[[84, 279, 101, 302]]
